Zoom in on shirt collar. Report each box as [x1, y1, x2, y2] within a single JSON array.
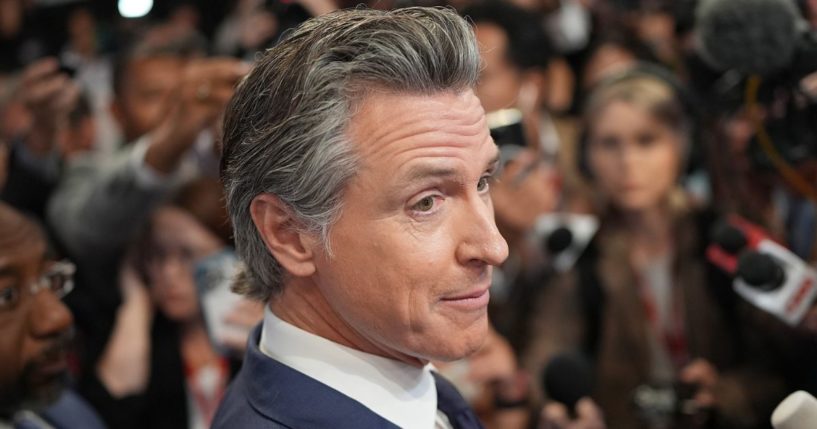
[[259, 306, 438, 429]]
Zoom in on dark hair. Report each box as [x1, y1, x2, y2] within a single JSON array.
[[172, 177, 232, 246], [462, 1, 552, 70], [0, 202, 46, 255], [111, 27, 207, 98], [132, 178, 231, 282]]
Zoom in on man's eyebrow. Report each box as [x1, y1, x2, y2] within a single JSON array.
[[400, 152, 502, 184], [401, 166, 460, 184], [485, 153, 501, 171]]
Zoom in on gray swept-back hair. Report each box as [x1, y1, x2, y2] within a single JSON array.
[[220, 7, 480, 301]]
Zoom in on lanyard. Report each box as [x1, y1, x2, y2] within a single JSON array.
[[637, 272, 689, 369], [184, 357, 229, 427]]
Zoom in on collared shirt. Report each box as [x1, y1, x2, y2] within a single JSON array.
[[259, 307, 449, 429]]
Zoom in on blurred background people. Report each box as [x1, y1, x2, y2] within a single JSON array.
[[0, 201, 105, 429], [0, 57, 82, 221], [522, 68, 797, 429], [43, 30, 248, 399], [80, 178, 259, 429], [1, 1, 816, 428]]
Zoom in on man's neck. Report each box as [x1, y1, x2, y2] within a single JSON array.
[[269, 278, 426, 368]]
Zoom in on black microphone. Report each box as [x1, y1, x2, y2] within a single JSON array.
[[711, 221, 748, 255], [706, 216, 817, 326], [737, 251, 787, 291], [533, 214, 598, 273], [695, 0, 808, 76], [545, 227, 574, 255], [542, 353, 594, 414]]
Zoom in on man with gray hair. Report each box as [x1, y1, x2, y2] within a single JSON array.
[[213, 6, 508, 429]]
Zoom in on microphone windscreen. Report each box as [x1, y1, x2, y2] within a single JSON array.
[[772, 391, 817, 429], [737, 251, 786, 290], [695, 0, 803, 75], [546, 227, 574, 254], [711, 221, 747, 255], [542, 353, 594, 410]]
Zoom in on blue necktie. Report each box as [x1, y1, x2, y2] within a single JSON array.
[[433, 372, 485, 429]]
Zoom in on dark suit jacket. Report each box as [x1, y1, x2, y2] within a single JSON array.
[[213, 326, 484, 429], [11, 390, 107, 429]]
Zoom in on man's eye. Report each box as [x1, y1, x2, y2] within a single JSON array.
[[0, 286, 20, 310], [412, 196, 436, 212], [477, 176, 491, 192]]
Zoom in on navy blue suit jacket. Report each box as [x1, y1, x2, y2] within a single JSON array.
[[212, 326, 484, 429]]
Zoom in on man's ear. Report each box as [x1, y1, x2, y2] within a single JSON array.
[[250, 194, 317, 278]]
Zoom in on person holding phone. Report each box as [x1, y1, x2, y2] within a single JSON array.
[[83, 178, 262, 429]]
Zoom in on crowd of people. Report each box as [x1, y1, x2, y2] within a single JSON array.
[[2, 0, 817, 428]]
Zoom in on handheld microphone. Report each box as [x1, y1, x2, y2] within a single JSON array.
[[772, 391, 817, 429], [707, 216, 817, 326], [542, 352, 594, 414], [532, 213, 598, 273]]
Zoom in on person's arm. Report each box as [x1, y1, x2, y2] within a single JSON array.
[[142, 58, 249, 175], [47, 58, 248, 260], [0, 58, 77, 215], [47, 140, 173, 260], [19, 57, 80, 157], [683, 305, 798, 429], [95, 263, 153, 398], [79, 263, 154, 429]]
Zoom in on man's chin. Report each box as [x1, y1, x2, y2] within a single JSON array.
[[18, 371, 68, 412], [424, 319, 489, 362]]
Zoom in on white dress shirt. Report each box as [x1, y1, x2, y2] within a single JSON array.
[[259, 307, 451, 429]]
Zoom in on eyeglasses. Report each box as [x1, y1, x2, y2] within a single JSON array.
[[0, 260, 75, 312]]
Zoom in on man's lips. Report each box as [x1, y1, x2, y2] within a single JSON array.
[[443, 287, 490, 301], [440, 287, 491, 310]]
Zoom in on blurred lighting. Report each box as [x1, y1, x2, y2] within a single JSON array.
[[118, 0, 153, 18]]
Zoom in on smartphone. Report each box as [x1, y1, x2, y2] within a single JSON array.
[[193, 249, 245, 353]]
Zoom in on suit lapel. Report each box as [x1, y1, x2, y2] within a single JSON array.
[[241, 326, 399, 428]]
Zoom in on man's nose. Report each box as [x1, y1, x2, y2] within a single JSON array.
[[29, 290, 74, 339], [455, 195, 509, 267]]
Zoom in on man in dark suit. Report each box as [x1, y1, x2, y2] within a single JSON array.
[[214, 7, 510, 429], [0, 202, 105, 429]]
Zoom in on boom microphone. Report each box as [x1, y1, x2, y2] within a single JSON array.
[[695, 0, 816, 77]]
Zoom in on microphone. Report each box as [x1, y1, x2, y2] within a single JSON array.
[[694, 0, 811, 76], [772, 391, 817, 429], [707, 216, 817, 326], [542, 353, 594, 414], [532, 213, 598, 273]]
